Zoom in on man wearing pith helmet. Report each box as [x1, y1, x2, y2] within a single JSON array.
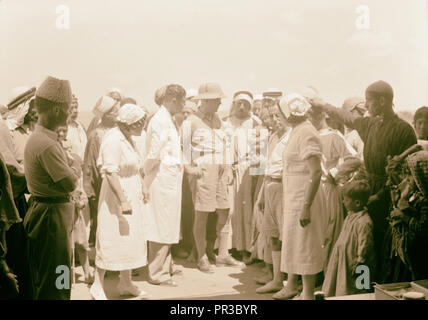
[[23, 76, 79, 299], [183, 82, 243, 273]]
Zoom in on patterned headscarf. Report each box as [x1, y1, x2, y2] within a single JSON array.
[[4, 97, 33, 130], [279, 93, 312, 119], [406, 150, 428, 197], [117, 104, 146, 125]]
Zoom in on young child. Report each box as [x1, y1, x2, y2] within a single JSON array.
[[413, 106, 428, 150], [322, 180, 376, 297], [57, 125, 94, 284]]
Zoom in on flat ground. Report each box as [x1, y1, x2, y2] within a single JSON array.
[[71, 258, 277, 300]]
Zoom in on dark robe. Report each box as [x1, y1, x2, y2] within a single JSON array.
[[325, 108, 417, 281]]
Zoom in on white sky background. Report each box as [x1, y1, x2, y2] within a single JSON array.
[[0, 0, 427, 114]]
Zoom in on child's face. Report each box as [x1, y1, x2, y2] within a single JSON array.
[[343, 195, 363, 212], [56, 126, 68, 142], [414, 117, 428, 140]]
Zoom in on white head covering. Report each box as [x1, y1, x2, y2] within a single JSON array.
[[253, 94, 263, 101], [279, 93, 312, 118], [300, 86, 320, 101], [186, 88, 198, 100], [92, 96, 117, 118], [5, 86, 36, 130], [117, 104, 146, 125], [4, 98, 32, 130], [107, 87, 123, 100]]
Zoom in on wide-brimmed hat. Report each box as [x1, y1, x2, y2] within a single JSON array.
[[193, 83, 226, 100]]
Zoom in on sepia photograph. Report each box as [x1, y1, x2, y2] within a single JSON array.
[[0, 0, 427, 308]]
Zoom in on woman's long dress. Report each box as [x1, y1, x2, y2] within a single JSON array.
[[95, 127, 147, 271], [280, 120, 327, 275]]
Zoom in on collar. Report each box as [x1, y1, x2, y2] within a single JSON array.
[[34, 124, 58, 141]]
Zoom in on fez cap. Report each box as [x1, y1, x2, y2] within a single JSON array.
[[366, 80, 393, 99], [36, 76, 72, 104]]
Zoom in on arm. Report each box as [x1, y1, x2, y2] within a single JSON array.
[[40, 144, 79, 194], [354, 220, 375, 275], [105, 172, 131, 214], [309, 97, 358, 128], [300, 155, 323, 227]]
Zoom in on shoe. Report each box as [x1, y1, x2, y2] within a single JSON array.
[[171, 265, 183, 276], [159, 279, 178, 287], [207, 252, 217, 265], [256, 281, 283, 294], [117, 282, 147, 297], [197, 257, 214, 274], [89, 284, 107, 300], [272, 287, 299, 300], [84, 273, 95, 285], [255, 273, 273, 285], [216, 255, 245, 268]]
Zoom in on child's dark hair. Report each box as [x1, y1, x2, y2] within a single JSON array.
[[414, 106, 428, 123], [342, 180, 371, 205]]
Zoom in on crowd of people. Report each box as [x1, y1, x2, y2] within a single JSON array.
[[0, 75, 427, 300]]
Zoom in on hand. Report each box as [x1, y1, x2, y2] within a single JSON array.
[[142, 187, 150, 204], [121, 200, 132, 215], [326, 173, 336, 185], [0, 262, 19, 296], [367, 194, 379, 206], [299, 205, 311, 227], [308, 96, 326, 109], [188, 167, 203, 179]]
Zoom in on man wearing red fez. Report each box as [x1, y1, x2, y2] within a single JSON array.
[[309, 80, 417, 283]]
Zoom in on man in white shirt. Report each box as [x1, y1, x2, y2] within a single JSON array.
[[144, 84, 186, 287]]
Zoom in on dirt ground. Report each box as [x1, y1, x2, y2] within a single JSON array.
[[71, 258, 277, 300]]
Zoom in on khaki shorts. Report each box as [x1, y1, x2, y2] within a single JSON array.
[[188, 164, 230, 212], [262, 180, 283, 240]]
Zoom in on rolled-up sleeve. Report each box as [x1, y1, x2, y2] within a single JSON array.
[[299, 128, 323, 161], [100, 135, 121, 174]]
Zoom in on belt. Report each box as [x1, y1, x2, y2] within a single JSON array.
[[265, 176, 282, 183], [32, 196, 70, 204]]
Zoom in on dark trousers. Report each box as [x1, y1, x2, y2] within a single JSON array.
[[24, 200, 73, 300], [88, 197, 98, 248]]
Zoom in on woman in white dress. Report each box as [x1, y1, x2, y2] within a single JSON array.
[[90, 104, 149, 300], [276, 94, 327, 300]]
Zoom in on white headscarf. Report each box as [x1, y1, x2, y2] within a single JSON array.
[[117, 104, 146, 125], [279, 93, 312, 119], [4, 98, 33, 131]]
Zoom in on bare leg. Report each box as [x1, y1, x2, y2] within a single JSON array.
[[90, 267, 107, 299], [193, 211, 210, 262], [301, 274, 316, 300], [76, 245, 93, 283]]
